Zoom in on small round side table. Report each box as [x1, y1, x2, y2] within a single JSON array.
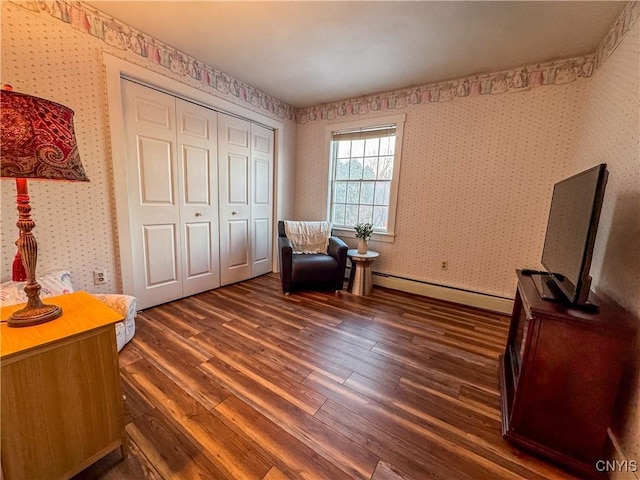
[[347, 249, 379, 296]]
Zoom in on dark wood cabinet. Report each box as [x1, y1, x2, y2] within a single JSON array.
[[500, 270, 635, 478]]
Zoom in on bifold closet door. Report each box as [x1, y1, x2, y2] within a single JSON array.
[[217, 115, 275, 285], [122, 80, 220, 309], [218, 113, 252, 285], [176, 98, 220, 297], [250, 123, 274, 277]]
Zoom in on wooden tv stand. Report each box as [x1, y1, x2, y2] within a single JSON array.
[[500, 270, 635, 478]]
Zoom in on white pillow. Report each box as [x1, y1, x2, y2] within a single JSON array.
[[0, 270, 75, 307]]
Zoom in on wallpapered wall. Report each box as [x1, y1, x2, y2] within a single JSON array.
[[296, 76, 589, 298], [573, 22, 640, 477], [295, 4, 638, 303], [0, 1, 298, 293]]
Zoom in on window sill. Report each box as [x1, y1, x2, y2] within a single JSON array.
[[332, 228, 395, 243]]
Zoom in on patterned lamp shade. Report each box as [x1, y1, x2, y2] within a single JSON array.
[[0, 89, 89, 181], [1, 88, 89, 327]]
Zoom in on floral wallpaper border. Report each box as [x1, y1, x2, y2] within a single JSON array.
[[595, 0, 640, 69], [9, 0, 297, 121], [297, 54, 596, 123], [9, 0, 639, 125]]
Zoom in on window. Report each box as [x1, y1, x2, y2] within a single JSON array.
[[327, 114, 405, 240]]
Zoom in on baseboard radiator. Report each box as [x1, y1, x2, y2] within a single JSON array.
[[344, 267, 514, 315]]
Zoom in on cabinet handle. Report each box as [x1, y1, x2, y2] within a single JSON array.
[[231, 211, 238, 215], [195, 212, 203, 217]]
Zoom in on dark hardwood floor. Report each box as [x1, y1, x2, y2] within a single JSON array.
[[77, 273, 580, 480]]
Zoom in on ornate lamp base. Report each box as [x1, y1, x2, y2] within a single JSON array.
[[7, 178, 63, 328], [8, 301, 62, 327]]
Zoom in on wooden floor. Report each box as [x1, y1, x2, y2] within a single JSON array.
[[77, 273, 580, 480]]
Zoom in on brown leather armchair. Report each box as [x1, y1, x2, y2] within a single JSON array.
[[278, 221, 348, 294]]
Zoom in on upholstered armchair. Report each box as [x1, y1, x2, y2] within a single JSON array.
[[278, 220, 348, 294]]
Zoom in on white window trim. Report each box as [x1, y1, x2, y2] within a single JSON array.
[[325, 113, 406, 242]]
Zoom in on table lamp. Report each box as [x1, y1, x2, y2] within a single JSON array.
[[1, 86, 89, 327]]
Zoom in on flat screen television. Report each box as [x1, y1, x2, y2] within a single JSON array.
[[535, 163, 608, 310]]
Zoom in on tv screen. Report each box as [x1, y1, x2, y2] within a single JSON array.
[[540, 164, 608, 306]]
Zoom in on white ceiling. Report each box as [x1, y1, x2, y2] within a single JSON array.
[[86, 1, 626, 108]]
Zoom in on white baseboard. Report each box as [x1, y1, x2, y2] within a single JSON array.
[[370, 273, 514, 315]]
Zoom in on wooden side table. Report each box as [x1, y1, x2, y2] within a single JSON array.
[[347, 249, 379, 296], [1, 291, 127, 480]]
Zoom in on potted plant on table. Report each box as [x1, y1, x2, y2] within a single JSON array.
[[354, 222, 374, 254]]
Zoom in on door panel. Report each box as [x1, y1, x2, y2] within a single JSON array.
[[253, 132, 270, 153], [143, 225, 179, 287], [176, 99, 220, 296], [226, 125, 249, 147], [123, 80, 182, 309], [253, 218, 269, 263], [227, 219, 250, 268], [254, 159, 269, 205], [185, 223, 212, 277], [182, 146, 210, 205], [135, 98, 171, 128], [181, 112, 209, 139], [218, 114, 252, 285], [138, 137, 174, 205], [227, 154, 249, 204], [251, 124, 274, 277]]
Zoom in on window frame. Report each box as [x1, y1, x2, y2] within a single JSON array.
[[325, 113, 406, 242]]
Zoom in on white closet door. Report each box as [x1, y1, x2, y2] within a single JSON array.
[[251, 123, 274, 277], [176, 98, 221, 296], [121, 81, 274, 302], [122, 80, 183, 309], [218, 113, 252, 285], [122, 81, 221, 308]]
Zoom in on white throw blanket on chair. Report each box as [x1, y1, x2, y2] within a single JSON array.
[[284, 221, 331, 254]]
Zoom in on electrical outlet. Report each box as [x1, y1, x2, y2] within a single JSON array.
[[93, 270, 106, 285], [441, 261, 449, 271]]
